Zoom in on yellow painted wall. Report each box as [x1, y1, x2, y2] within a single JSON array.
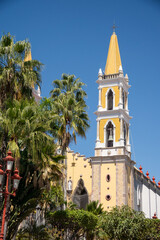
[[100, 163, 116, 210], [66, 151, 92, 202], [101, 86, 119, 109], [99, 118, 120, 143]]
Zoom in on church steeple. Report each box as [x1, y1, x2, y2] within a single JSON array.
[[24, 50, 32, 62], [95, 30, 132, 153], [105, 31, 122, 75], [91, 30, 134, 210], [24, 49, 41, 102]]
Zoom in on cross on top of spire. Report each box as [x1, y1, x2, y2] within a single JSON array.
[[112, 23, 117, 33]]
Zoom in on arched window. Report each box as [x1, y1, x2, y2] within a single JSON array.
[[72, 179, 88, 209], [106, 122, 114, 147], [107, 90, 113, 110]]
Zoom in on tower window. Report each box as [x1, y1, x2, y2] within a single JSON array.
[[106, 174, 111, 182], [106, 122, 114, 147], [106, 195, 111, 201], [107, 89, 113, 110]]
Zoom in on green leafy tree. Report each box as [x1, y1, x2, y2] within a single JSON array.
[[16, 222, 51, 240], [145, 218, 160, 240], [50, 73, 90, 154], [0, 33, 42, 110], [96, 205, 159, 240], [47, 209, 98, 240], [0, 99, 63, 239], [42, 184, 65, 211]]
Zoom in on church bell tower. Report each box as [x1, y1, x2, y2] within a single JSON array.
[[91, 29, 135, 210]]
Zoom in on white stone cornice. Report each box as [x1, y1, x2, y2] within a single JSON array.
[[91, 154, 134, 164], [94, 109, 132, 122], [96, 77, 131, 92]]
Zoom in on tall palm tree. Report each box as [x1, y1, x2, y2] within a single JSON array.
[[0, 99, 63, 239], [0, 33, 42, 110], [50, 74, 90, 154], [0, 99, 63, 176], [50, 73, 87, 102]]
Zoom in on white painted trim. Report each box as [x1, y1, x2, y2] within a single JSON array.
[[96, 77, 131, 92], [95, 109, 132, 123]]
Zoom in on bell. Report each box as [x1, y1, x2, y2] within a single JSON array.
[[108, 134, 113, 141], [108, 128, 113, 141]]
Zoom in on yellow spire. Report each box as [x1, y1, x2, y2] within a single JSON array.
[[24, 50, 34, 88], [24, 50, 32, 62], [105, 31, 122, 75]]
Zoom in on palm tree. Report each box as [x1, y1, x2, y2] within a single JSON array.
[[50, 73, 87, 102], [86, 201, 104, 216], [0, 33, 43, 163], [0, 33, 42, 110], [0, 99, 63, 239], [50, 73, 90, 154]]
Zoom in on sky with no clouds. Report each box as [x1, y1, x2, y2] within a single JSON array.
[[0, 0, 160, 181]]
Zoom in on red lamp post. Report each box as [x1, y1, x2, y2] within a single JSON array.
[[0, 151, 22, 240]]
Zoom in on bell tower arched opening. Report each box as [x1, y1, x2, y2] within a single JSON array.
[[107, 89, 113, 110], [106, 121, 114, 147]]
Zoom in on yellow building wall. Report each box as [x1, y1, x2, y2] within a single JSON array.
[[101, 86, 119, 109], [66, 150, 92, 202], [99, 118, 120, 143], [100, 163, 116, 210]]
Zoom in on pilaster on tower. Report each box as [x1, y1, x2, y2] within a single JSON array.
[[95, 30, 132, 158]]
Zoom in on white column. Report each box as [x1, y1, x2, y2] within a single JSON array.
[[96, 120, 101, 147], [119, 85, 123, 109], [126, 124, 131, 152], [97, 120, 100, 141], [119, 118, 124, 146], [98, 88, 102, 107], [126, 92, 129, 114]]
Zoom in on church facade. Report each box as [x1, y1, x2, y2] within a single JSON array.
[[66, 30, 160, 218]]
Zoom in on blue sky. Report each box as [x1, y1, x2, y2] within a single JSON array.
[[0, 0, 160, 181]]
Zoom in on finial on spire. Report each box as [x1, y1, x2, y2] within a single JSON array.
[[112, 23, 116, 33]]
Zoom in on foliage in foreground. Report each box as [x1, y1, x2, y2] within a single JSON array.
[[0, 98, 63, 239], [47, 209, 98, 240], [16, 203, 160, 240], [97, 205, 160, 240], [16, 222, 51, 240]]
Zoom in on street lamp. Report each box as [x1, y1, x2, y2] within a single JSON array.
[[0, 151, 22, 240]]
